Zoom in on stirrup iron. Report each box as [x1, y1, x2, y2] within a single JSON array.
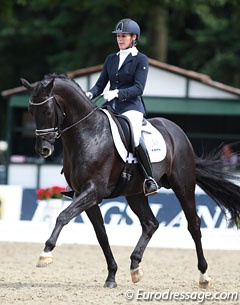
[[143, 177, 159, 196]]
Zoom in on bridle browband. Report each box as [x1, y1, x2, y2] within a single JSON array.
[[29, 94, 100, 138], [29, 96, 54, 106]]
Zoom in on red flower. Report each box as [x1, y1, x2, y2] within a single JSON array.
[[36, 185, 66, 200]]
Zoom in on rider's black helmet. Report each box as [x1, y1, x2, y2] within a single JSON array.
[[112, 18, 140, 38]]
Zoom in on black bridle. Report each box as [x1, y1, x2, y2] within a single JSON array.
[[29, 94, 103, 138], [29, 96, 64, 139]]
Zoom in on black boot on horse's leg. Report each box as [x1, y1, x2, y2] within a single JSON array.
[[61, 185, 75, 199], [61, 189, 75, 199], [60, 169, 75, 199], [135, 140, 160, 196]]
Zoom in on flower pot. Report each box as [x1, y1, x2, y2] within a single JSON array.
[[32, 199, 67, 228]]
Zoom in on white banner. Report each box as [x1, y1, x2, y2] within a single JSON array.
[[0, 185, 239, 250]]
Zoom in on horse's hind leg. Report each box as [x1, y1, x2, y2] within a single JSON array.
[[126, 194, 159, 283], [85, 205, 118, 288], [171, 178, 211, 288]]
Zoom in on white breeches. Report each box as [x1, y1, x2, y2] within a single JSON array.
[[121, 110, 143, 147]]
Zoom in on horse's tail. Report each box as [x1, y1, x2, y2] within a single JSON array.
[[195, 152, 240, 227]]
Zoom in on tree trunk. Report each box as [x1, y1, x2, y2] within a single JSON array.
[[149, 7, 168, 62]]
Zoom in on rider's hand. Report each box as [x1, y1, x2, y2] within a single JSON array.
[[85, 91, 93, 100], [104, 89, 119, 101]]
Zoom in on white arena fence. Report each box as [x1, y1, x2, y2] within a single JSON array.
[[0, 185, 239, 249]]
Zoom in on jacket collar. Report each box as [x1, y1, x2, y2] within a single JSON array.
[[116, 47, 138, 56]]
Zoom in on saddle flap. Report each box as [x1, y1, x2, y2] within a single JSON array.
[[100, 108, 167, 163], [103, 106, 134, 152]]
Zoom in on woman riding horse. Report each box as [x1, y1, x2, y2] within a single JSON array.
[[87, 18, 159, 196], [21, 19, 240, 290]]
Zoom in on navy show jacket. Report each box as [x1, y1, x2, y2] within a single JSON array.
[[89, 50, 149, 115]]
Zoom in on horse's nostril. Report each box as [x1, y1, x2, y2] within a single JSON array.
[[36, 146, 52, 158], [41, 148, 52, 158], [42, 148, 50, 155]]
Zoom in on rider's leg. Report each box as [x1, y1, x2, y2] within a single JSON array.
[[135, 139, 159, 196], [122, 110, 159, 196]]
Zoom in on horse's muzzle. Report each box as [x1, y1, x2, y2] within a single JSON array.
[[35, 137, 55, 158]]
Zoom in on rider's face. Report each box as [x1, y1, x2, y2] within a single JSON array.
[[116, 33, 136, 50]]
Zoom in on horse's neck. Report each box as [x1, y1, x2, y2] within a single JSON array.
[[55, 80, 94, 120], [61, 109, 109, 173], [61, 105, 106, 141]]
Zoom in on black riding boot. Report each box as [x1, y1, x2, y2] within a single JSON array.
[[135, 141, 160, 196], [60, 168, 75, 199], [61, 187, 75, 199]]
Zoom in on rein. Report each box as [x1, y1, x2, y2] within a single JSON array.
[[29, 94, 104, 138]]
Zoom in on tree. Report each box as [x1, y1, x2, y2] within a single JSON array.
[[0, 0, 239, 90], [167, 0, 240, 87]]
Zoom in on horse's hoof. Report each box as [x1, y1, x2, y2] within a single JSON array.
[[103, 281, 117, 288], [36, 255, 53, 267], [199, 279, 211, 289], [199, 272, 211, 289], [130, 266, 144, 283]]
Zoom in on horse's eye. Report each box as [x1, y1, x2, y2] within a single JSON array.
[[46, 109, 52, 116], [44, 104, 53, 116]]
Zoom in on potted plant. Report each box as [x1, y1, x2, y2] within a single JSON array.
[[36, 185, 66, 201], [33, 185, 67, 227]]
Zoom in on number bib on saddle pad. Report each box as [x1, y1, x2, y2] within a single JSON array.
[[101, 109, 167, 163]]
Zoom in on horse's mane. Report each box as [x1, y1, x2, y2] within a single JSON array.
[[44, 73, 84, 92], [32, 72, 88, 103]]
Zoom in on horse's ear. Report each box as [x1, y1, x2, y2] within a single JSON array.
[[21, 78, 34, 92], [41, 78, 54, 90]]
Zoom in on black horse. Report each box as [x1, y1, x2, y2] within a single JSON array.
[[21, 74, 240, 289]]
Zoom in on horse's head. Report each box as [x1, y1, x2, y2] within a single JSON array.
[[21, 76, 65, 158]]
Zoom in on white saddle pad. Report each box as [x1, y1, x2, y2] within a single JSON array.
[[100, 109, 167, 163]]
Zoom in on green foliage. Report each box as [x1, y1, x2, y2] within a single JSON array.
[[167, 0, 240, 86], [0, 0, 239, 91]]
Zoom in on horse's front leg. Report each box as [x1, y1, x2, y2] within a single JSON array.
[[126, 194, 159, 283], [37, 181, 98, 267], [85, 205, 118, 288]]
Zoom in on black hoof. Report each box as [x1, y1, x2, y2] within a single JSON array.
[[103, 281, 117, 288]]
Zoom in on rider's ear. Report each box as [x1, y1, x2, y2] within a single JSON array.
[[21, 78, 34, 92]]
